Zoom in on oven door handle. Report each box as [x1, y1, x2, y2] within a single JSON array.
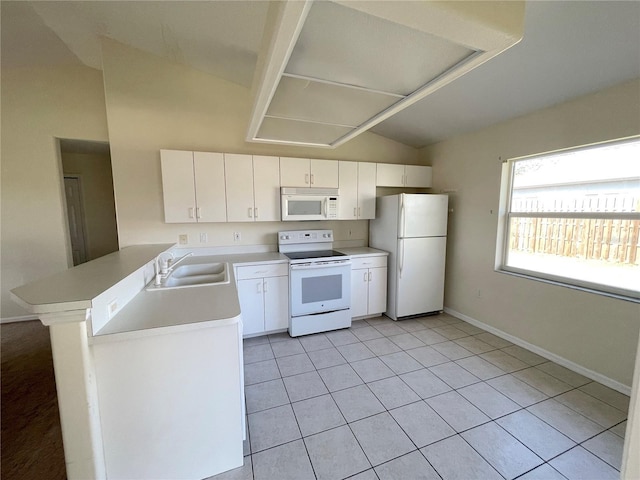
[[290, 261, 351, 270]]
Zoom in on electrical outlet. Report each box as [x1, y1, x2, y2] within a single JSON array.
[[233, 232, 241, 242], [107, 299, 118, 319], [178, 234, 188, 245], [200, 233, 208, 243]]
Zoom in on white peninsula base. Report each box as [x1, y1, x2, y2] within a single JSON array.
[[93, 320, 244, 479]]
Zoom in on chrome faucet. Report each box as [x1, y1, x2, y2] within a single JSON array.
[[154, 251, 194, 286]]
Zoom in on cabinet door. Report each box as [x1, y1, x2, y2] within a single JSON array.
[[376, 163, 405, 187], [194, 152, 227, 222], [350, 268, 369, 318], [310, 159, 339, 188], [237, 279, 265, 336], [263, 276, 289, 332], [338, 161, 358, 220], [253, 156, 281, 222], [357, 162, 377, 219], [367, 267, 387, 316], [160, 150, 197, 223], [225, 154, 255, 222], [405, 165, 432, 188], [280, 157, 310, 186]]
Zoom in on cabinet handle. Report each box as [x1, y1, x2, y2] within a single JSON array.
[[263, 280, 268, 293], [248, 207, 253, 218], [305, 173, 309, 184], [257, 281, 262, 294], [358, 206, 361, 217], [254, 207, 258, 219], [188, 207, 195, 219], [354, 207, 357, 217], [364, 272, 368, 282], [368, 271, 372, 281], [310, 173, 314, 184], [196, 207, 202, 219]]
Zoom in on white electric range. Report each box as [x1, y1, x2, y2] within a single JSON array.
[[278, 229, 352, 337]]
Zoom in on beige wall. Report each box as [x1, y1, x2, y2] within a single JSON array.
[[421, 78, 640, 387], [100, 39, 419, 249], [61, 152, 119, 261], [1, 66, 110, 318]]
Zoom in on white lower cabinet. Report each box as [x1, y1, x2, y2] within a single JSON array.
[[236, 263, 289, 336], [350, 256, 387, 318]]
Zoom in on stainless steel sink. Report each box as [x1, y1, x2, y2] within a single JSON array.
[[147, 262, 230, 290]]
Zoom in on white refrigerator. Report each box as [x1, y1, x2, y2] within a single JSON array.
[[369, 194, 448, 320]]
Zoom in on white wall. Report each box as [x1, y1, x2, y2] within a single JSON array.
[[421, 78, 640, 387], [100, 39, 419, 250], [1, 66, 110, 319], [0, 40, 419, 319]]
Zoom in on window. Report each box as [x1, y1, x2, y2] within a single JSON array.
[[497, 137, 640, 301]]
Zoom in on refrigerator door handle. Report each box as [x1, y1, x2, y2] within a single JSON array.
[[399, 240, 404, 279], [399, 195, 406, 236]]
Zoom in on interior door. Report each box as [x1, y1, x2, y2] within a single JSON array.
[[396, 237, 446, 317], [400, 194, 448, 238], [64, 176, 88, 265]]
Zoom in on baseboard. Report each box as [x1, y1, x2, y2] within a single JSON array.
[[1, 314, 39, 324], [444, 307, 632, 396]]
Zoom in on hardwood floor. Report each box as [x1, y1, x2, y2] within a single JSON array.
[[1, 320, 66, 480]]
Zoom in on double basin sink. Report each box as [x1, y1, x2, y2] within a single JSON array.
[[148, 261, 230, 291]]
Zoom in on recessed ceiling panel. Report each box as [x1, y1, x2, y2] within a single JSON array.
[[266, 75, 402, 127], [257, 117, 352, 145], [285, 1, 476, 96]]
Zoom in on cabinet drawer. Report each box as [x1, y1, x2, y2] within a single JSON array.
[[351, 256, 387, 270], [236, 263, 288, 280]]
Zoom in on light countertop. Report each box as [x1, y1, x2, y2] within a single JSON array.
[[91, 253, 288, 342], [92, 270, 241, 342], [337, 247, 389, 257], [11, 244, 174, 314]]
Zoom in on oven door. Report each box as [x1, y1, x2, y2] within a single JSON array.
[[290, 261, 351, 316]]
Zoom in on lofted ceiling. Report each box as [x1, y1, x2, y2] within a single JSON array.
[[2, 1, 639, 149]]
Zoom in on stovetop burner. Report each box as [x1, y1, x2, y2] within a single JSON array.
[[283, 250, 347, 261]]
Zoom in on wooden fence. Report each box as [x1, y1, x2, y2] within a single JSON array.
[[509, 217, 640, 265]]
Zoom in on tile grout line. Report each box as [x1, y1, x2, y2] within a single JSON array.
[[240, 316, 627, 480]]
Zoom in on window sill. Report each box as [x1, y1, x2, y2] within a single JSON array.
[[495, 266, 640, 304]]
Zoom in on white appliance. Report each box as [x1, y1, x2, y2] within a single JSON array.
[[281, 188, 339, 221], [279, 229, 351, 336], [369, 194, 448, 320]]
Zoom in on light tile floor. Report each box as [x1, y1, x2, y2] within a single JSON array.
[[211, 313, 629, 480]]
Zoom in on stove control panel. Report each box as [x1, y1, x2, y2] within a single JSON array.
[[278, 229, 333, 245]]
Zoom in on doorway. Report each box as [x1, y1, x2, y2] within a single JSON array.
[[60, 139, 119, 266]]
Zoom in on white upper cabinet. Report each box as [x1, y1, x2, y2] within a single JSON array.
[[376, 163, 432, 188], [225, 154, 280, 222], [357, 162, 377, 219], [338, 161, 358, 219], [338, 161, 376, 220], [252, 156, 281, 222], [280, 157, 338, 188], [161, 150, 226, 223], [405, 165, 432, 188]]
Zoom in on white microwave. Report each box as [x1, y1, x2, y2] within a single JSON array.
[[281, 187, 339, 221]]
